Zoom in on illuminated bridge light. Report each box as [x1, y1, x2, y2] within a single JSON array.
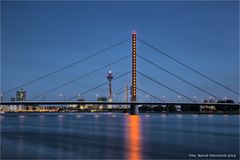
[[132, 31, 137, 102]]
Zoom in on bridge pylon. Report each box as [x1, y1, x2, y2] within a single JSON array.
[[130, 31, 138, 115]]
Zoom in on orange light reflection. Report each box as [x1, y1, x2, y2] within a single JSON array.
[[128, 115, 142, 160]]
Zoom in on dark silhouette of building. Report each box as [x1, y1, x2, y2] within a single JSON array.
[[216, 99, 238, 111], [16, 88, 26, 101], [98, 97, 107, 102]]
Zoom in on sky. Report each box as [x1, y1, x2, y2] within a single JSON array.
[[1, 1, 239, 102]]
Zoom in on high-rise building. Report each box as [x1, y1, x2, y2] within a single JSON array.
[[16, 88, 26, 101]]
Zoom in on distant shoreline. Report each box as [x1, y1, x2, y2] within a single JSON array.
[[1, 111, 239, 115]]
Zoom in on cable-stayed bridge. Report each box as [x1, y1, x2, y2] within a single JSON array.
[[1, 32, 239, 114]]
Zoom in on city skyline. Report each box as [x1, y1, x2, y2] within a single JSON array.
[[1, 1, 239, 102]]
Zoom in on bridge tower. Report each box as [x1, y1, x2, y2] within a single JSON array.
[[130, 31, 138, 115], [107, 69, 113, 109]]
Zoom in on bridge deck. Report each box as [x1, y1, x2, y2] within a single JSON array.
[[0, 101, 239, 106]]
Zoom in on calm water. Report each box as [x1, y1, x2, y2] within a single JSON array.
[[0, 113, 239, 159]]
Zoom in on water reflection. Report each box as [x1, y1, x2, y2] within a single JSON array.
[[127, 115, 142, 160], [1, 113, 238, 159], [38, 115, 45, 159], [17, 133, 23, 158], [57, 114, 64, 158], [19, 115, 25, 123], [18, 114, 25, 158], [0, 115, 4, 120]]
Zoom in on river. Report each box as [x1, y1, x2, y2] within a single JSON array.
[[1, 113, 239, 159]]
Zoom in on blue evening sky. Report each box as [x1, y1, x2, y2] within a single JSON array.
[[1, 1, 239, 102]]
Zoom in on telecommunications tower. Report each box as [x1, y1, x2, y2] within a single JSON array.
[[107, 69, 113, 109]]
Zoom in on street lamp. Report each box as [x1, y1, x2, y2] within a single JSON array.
[[60, 93, 65, 101], [162, 95, 165, 102], [96, 94, 98, 101], [77, 94, 81, 100], [0, 93, 3, 102], [178, 95, 181, 102], [41, 94, 46, 101], [146, 95, 149, 102], [193, 96, 197, 102]]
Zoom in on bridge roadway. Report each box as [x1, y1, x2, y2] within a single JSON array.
[[0, 101, 239, 107]]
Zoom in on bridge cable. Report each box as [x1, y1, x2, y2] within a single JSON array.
[[137, 38, 240, 95], [137, 87, 162, 102], [114, 90, 125, 96], [113, 87, 162, 102], [137, 71, 194, 102], [30, 54, 131, 100], [112, 87, 131, 101], [67, 71, 131, 101], [137, 54, 221, 100], [113, 88, 162, 102], [113, 87, 128, 96], [3, 38, 130, 95], [113, 86, 128, 95]]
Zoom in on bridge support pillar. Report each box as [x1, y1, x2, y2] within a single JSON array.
[[130, 105, 138, 115], [130, 31, 138, 115]]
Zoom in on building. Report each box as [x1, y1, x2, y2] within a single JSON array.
[[16, 88, 26, 101], [98, 97, 107, 102], [78, 98, 85, 102], [11, 97, 15, 102], [98, 97, 107, 110]]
